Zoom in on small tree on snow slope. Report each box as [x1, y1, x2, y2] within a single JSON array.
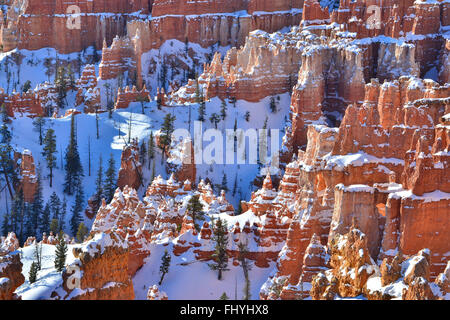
[[159, 249, 172, 285], [208, 218, 229, 281]]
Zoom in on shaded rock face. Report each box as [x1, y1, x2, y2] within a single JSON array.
[[60, 232, 134, 300], [117, 139, 143, 191], [0, 252, 25, 300]]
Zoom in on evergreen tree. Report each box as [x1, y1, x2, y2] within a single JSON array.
[[49, 192, 61, 222], [270, 97, 277, 113], [159, 113, 176, 159], [186, 195, 204, 231], [93, 155, 104, 212], [209, 113, 220, 129], [60, 197, 67, 232], [40, 203, 51, 235], [208, 218, 229, 280], [220, 100, 227, 121], [0, 104, 17, 198], [1, 213, 10, 236], [103, 153, 116, 204], [238, 242, 252, 300], [151, 160, 156, 183], [22, 80, 32, 93], [244, 111, 250, 122], [221, 173, 228, 192], [198, 99, 206, 122], [54, 231, 68, 272], [147, 132, 155, 168], [32, 116, 46, 145], [50, 218, 59, 235], [42, 128, 57, 187], [64, 114, 84, 195], [159, 249, 172, 285], [76, 222, 89, 243], [34, 241, 43, 270], [219, 292, 229, 300], [30, 173, 44, 236], [54, 66, 68, 109], [29, 261, 38, 284], [139, 140, 147, 167], [12, 189, 25, 242], [70, 184, 84, 235]]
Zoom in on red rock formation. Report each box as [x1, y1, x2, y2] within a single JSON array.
[[0, 252, 25, 300], [170, 30, 304, 104], [60, 232, 134, 300], [14, 149, 37, 202], [0, 0, 150, 53], [312, 226, 377, 299], [0, 88, 44, 118], [92, 187, 152, 275], [99, 37, 139, 84], [167, 136, 196, 184], [117, 139, 143, 190], [301, 0, 330, 27], [114, 85, 151, 110]]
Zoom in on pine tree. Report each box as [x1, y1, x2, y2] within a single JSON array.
[[220, 100, 227, 121], [34, 241, 43, 270], [0, 104, 17, 198], [22, 80, 32, 93], [64, 114, 84, 195], [42, 128, 57, 187], [1, 213, 10, 237], [60, 197, 67, 232], [140, 140, 147, 167], [29, 261, 38, 284], [159, 249, 172, 285], [238, 242, 252, 300], [30, 173, 44, 236], [208, 218, 229, 280], [148, 132, 155, 169], [32, 116, 46, 145], [270, 97, 277, 113], [103, 153, 116, 204], [40, 203, 51, 235], [209, 113, 220, 129], [93, 155, 104, 212], [219, 292, 229, 300], [49, 192, 61, 222], [159, 113, 176, 159], [54, 66, 68, 109], [12, 189, 25, 242], [70, 184, 84, 235], [221, 173, 228, 192], [151, 160, 156, 183], [76, 222, 89, 243], [50, 218, 59, 235], [186, 195, 204, 231], [54, 231, 67, 272], [244, 111, 250, 122]]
